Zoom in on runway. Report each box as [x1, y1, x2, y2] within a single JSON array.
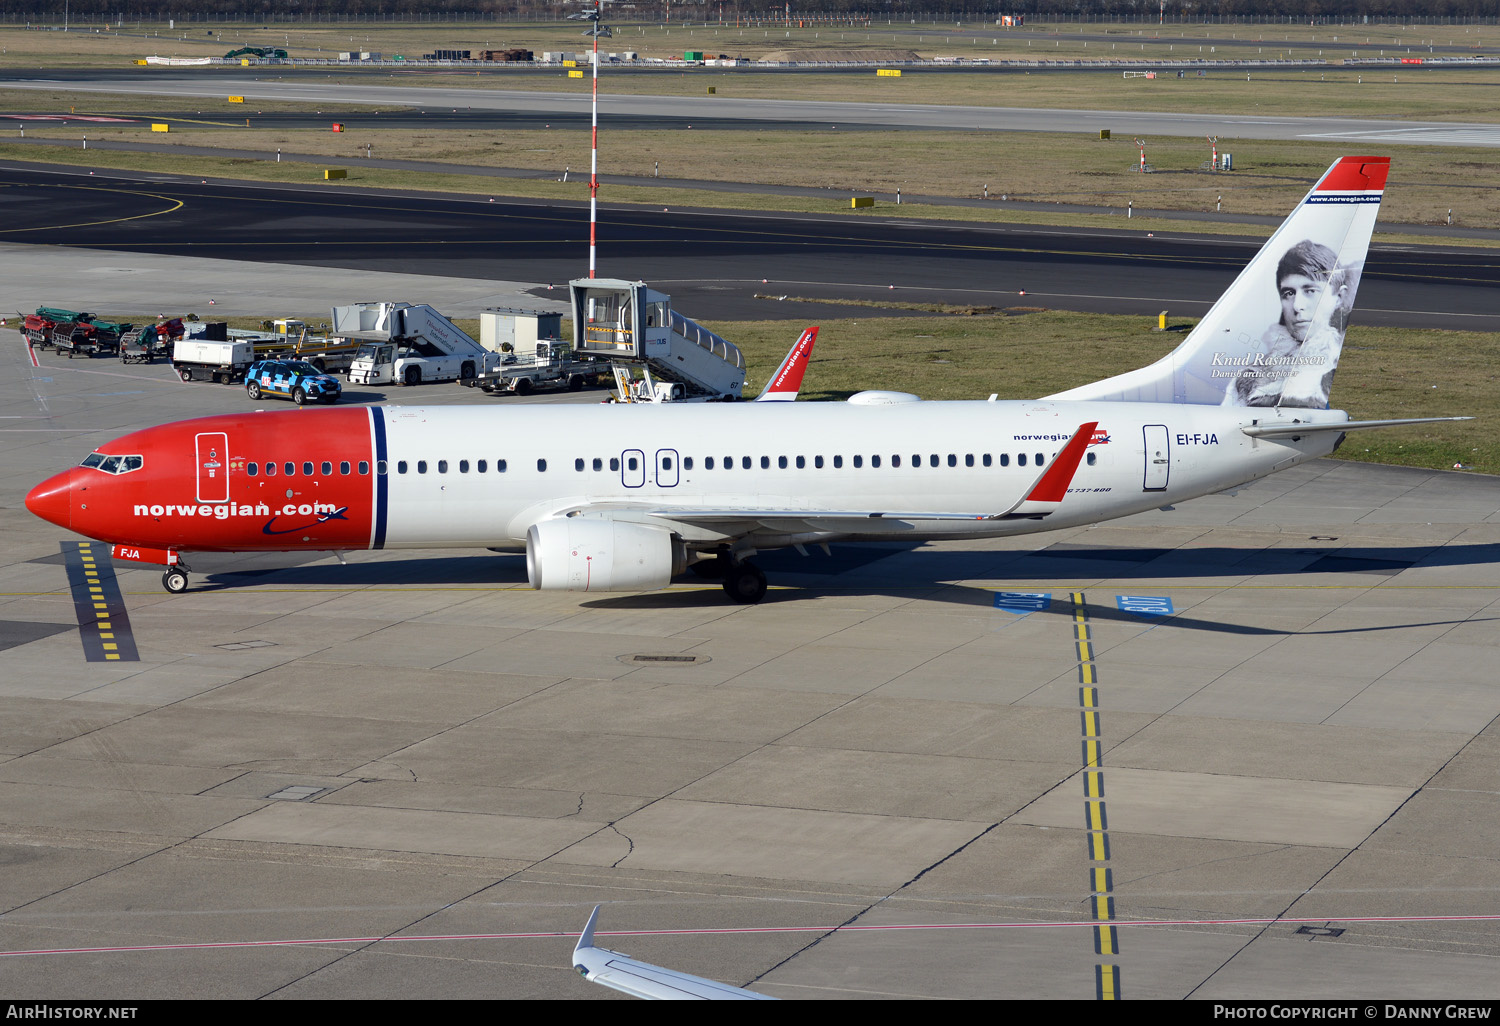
[[7, 72, 1500, 148], [1, 244, 1499, 999], [3, 162, 1498, 331]]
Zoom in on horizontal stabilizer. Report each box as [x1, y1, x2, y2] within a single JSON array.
[[1241, 416, 1471, 438]]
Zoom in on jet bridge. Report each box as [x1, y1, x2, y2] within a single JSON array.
[[570, 278, 745, 400]]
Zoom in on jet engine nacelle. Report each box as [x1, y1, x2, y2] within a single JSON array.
[[526, 518, 684, 592]]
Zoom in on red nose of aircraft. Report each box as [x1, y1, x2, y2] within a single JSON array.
[[25, 469, 77, 531]]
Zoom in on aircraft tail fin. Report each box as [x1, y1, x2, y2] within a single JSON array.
[[755, 326, 817, 401], [1046, 156, 1389, 409]]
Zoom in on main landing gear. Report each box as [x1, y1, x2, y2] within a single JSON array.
[[161, 562, 191, 593], [721, 561, 767, 604], [690, 550, 768, 603]]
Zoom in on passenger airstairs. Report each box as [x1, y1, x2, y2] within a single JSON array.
[[331, 302, 487, 357], [570, 279, 745, 400]]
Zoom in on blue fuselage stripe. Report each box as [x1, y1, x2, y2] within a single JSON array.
[[371, 407, 388, 550]]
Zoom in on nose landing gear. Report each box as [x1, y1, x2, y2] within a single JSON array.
[[161, 562, 191, 594]]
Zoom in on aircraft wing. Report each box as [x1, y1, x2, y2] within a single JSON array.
[[572, 906, 776, 1000], [754, 326, 817, 401], [645, 420, 1099, 530]]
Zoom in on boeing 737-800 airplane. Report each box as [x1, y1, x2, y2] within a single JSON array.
[[25, 156, 1464, 602]]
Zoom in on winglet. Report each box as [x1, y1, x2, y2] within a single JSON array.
[[755, 326, 817, 401], [574, 904, 602, 966], [1000, 422, 1098, 519]]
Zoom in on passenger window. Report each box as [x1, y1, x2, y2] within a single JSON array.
[[285, 462, 295, 476], [796, 456, 806, 469], [1036, 453, 1045, 465], [417, 461, 428, 474], [705, 457, 715, 470], [1086, 452, 1097, 466], [340, 461, 351, 475], [964, 454, 974, 467], [778, 456, 788, 469], [537, 459, 547, 472], [609, 457, 619, 472], [742, 456, 751, 470], [761, 456, 771, 469], [663, 457, 673, 470], [830, 455, 839, 469], [592, 458, 603, 471], [948, 454, 957, 468], [497, 459, 507, 472], [1000, 454, 1009, 467], [627, 456, 638, 471], [892, 455, 902, 468], [265, 462, 277, 477], [575, 458, 585, 472], [982, 454, 991, 467], [303, 462, 314, 477], [684, 457, 693, 470], [815, 456, 824, 469], [438, 460, 449, 473], [477, 460, 487, 473], [851, 455, 860, 468], [1018, 454, 1027, 467], [397, 461, 408, 474], [247, 462, 258, 477], [872, 455, 881, 468], [459, 460, 469, 473], [321, 461, 332, 476]]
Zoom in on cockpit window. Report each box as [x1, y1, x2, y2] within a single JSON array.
[[81, 453, 144, 475]]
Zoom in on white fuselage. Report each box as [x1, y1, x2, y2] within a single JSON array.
[[374, 399, 1346, 551]]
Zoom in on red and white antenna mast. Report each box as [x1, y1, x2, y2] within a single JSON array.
[[588, 0, 602, 278]]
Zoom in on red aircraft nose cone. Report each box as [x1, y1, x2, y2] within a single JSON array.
[[25, 471, 73, 530]]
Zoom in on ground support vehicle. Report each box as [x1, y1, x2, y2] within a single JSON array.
[[245, 359, 342, 405], [172, 339, 256, 384], [338, 302, 499, 386], [466, 340, 601, 396]]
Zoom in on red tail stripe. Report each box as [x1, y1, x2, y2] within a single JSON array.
[[1316, 156, 1390, 193]]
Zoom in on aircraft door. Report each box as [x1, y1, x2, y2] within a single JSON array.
[[1142, 425, 1170, 491], [196, 431, 229, 503], [621, 449, 646, 488], [655, 449, 679, 488]]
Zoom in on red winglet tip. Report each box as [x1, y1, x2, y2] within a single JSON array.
[[1025, 422, 1099, 505]]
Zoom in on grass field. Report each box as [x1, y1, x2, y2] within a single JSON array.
[[7, 98, 1499, 230]]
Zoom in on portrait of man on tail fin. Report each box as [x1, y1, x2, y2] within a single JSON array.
[[1222, 238, 1360, 410]]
